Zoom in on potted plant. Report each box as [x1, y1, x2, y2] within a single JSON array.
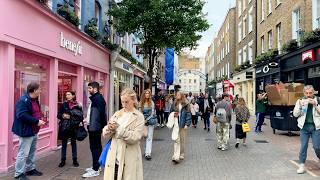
[[300, 31, 320, 46], [101, 37, 119, 51], [282, 39, 298, 53], [57, 3, 80, 27], [84, 18, 101, 41]]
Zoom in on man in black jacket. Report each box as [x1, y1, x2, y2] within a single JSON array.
[[82, 82, 106, 178]]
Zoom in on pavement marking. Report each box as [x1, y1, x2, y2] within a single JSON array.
[[290, 160, 319, 177]]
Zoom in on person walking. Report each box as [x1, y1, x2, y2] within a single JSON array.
[[155, 91, 165, 127], [234, 97, 250, 148], [102, 88, 145, 180], [203, 93, 214, 132], [190, 99, 200, 128], [12, 82, 46, 180], [214, 94, 232, 151], [164, 95, 173, 125], [255, 92, 267, 133], [82, 82, 107, 178], [293, 85, 320, 174], [170, 91, 192, 164], [140, 89, 155, 160], [57, 91, 83, 167], [187, 92, 194, 103]]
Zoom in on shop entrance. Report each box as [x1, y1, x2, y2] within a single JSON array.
[[57, 73, 77, 145]]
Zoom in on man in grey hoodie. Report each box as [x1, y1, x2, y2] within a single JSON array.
[[214, 94, 232, 151]]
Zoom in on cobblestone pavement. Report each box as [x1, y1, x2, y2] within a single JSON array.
[[1, 116, 319, 180]]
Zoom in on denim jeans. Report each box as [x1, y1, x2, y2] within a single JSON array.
[[15, 135, 37, 177], [255, 113, 265, 131], [145, 125, 154, 156], [299, 123, 320, 164], [203, 113, 210, 129]]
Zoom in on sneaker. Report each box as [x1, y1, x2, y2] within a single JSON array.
[[73, 159, 79, 167], [235, 143, 239, 148], [82, 170, 100, 178], [297, 164, 305, 174], [145, 155, 152, 160], [26, 169, 43, 176], [15, 174, 29, 180], [179, 156, 184, 160], [221, 147, 227, 151], [85, 167, 101, 172], [217, 146, 222, 150], [172, 159, 179, 164], [243, 143, 247, 147]]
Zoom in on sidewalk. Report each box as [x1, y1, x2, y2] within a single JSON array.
[[1, 115, 319, 179]]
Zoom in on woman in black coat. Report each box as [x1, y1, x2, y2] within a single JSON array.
[[57, 91, 83, 167]]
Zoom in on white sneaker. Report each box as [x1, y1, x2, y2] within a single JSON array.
[[297, 164, 305, 174], [82, 170, 100, 178], [85, 167, 101, 173]]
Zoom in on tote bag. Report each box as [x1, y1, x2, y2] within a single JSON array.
[[242, 123, 251, 133], [76, 121, 88, 141]]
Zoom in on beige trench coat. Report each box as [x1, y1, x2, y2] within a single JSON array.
[[102, 109, 144, 180]]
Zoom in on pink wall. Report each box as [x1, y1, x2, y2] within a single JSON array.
[[0, 0, 111, 172]]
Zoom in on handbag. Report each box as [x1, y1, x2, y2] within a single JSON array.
[[76, 121, 88, 141], [99, 140, 112, 167], [212, 116, 218, 124], [146, 115, 157, 126], [242, 122, 251, 133]]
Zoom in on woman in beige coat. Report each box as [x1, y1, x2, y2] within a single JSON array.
[[102, 88, 145, 180]]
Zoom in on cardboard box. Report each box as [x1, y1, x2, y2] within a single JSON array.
[[288, 92, 304, 105], [265, 83, 304, 106]]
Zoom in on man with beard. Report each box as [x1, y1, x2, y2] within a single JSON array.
[[82, 82, 107, 178]]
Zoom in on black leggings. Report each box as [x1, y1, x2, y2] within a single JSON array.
[[156, 110, 164, 125], [164, 112, 169, 124], [192, 115, 198, 126]]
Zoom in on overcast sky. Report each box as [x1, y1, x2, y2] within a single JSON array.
[[190, 0, 236, 58]]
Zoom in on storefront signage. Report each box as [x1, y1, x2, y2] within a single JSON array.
[[256, 69, 262, 74], [60, 32, 83, 56], [123, 63, 130, 71], [262, 65, 270, 73], [302, 49, 315, 63]]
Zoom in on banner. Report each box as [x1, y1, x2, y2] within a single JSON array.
[[165, 48, 175, 85]]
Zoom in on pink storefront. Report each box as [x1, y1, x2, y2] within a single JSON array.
[[0, 1, 110, 172]]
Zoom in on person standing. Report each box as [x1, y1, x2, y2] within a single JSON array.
[[214, 94, 232, 151], [155, 91, 165, 127], [82, 82, 107, 178], [57, 91, 83, 167], [187, 92, 194, 103], [170, 91, 192, 164], [203, 93, 214, 132], [164, 95, 173, 125], [140, 89, 155, 160], [293, 85, 320, 174], [12, 82, 46, 180], [255, 92, 267, 133], [190, 99, 200, 128], [102, 88, 144, 180], [234, 97, 250, 148]]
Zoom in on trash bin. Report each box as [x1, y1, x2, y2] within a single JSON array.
[[269, 105, 299, 135]]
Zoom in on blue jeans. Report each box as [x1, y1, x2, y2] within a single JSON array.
[[255, 113, 265, 132], [299, 123, 320, 164], [203, 113, 210, 129], [15, 135, 37, 177]]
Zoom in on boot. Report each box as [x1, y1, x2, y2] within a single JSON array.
[[58, 160, 66, 167], [73, 158, 79, 167]]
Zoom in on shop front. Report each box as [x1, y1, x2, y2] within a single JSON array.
[[255, 58, 280, 94], [133, 67, 146, 100], [280, 41, 320, 92], [114, 55, 134, 111], [216, 82, 223, 98], [232, 67, 256, 114], [0, 1, 110, 172]]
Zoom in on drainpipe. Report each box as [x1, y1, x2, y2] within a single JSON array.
[[109, 48, 120, 118]]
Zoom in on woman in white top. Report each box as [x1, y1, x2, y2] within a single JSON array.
[[102, 88, 145, 180], [190, 99, 200, 128]]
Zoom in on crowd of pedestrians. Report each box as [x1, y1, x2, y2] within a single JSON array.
[[12, 81, 320, 179]]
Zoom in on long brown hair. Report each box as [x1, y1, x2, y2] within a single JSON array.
[[237, 97, 246, 107], [140, 89, 152, 109], [174, 91, 187, 107]]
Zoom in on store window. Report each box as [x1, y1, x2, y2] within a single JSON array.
[[14, 50, 50, 130], [83, 69, 96, 117], [292, 8, 301, 40], [312, 0, 320, 29]]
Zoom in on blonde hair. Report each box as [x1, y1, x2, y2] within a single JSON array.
[[237, 97, 246, 107], [120, 88, 139, 108]]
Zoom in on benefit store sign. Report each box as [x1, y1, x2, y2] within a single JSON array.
[[60, 32, 83, 56]]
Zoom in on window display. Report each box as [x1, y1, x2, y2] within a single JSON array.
[[14, 51, 50, 130]]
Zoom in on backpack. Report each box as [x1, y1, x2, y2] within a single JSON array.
[[216, 108, 227, 123]]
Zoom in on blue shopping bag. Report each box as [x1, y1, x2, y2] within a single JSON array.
[[99, 140, 112, 167]]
